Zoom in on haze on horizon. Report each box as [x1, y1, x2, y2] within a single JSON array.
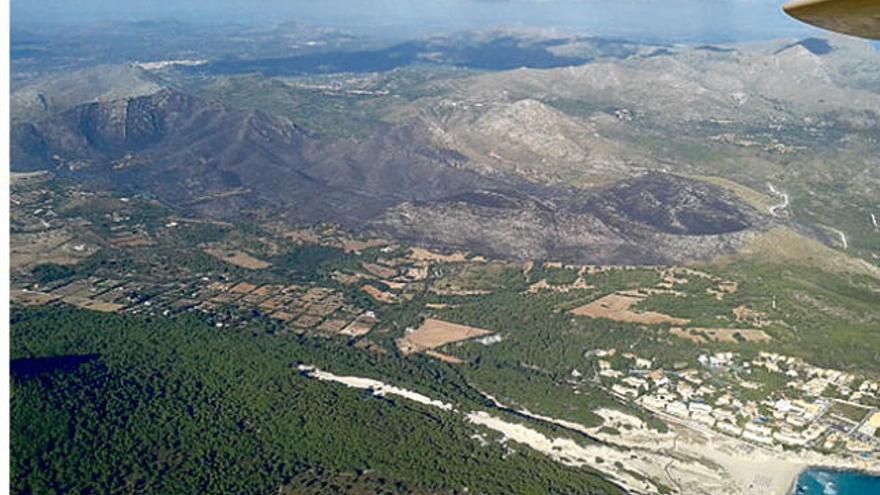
[[13, 0, 819, 43]]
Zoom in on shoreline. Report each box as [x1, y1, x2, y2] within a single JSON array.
[[788, 466, 880, 494], [651, 416, 880, 495], [786, 471, 799, 495], [648, 406, 880, 495]]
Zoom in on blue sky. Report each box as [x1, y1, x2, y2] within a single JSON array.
[[12, 0, 816, 42]]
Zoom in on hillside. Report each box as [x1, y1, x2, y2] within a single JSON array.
[[10, 33, 880, 266], [11, 87, 774, 264]]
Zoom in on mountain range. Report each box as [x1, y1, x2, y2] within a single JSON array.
[[11, 31, 880, 265]]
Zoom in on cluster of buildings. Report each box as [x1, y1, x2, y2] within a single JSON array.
[[10, 178, 64, 231], [709, 132, 804, 155], [589, 349, 880, 455]]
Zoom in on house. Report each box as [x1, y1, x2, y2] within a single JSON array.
[[803, 423, 829, 442], [599, 360, 624, 379], [773, 399, 793, 414], [600, 368, 624, 379], [623, 376, 648, 391], [803, 378, 829, 397], [680, 370, 704, 385], [857, 412, 880, 437], [612, 384, 639, 399], [743, 425, 774, 445], [697, 385, 716, 397], [712, 409, 737, 423], [677, 382, 695, 400], [692, 411, 716, 427], [717, 422, 743, 436], [593, 349, 616, 358], [666, 401, 690, 418], [773, 430, 807, 447], [648, 370, 669, 387], [846, 439, 874, 453], [635, 358, 653, 369], [641, 394, 670, 411], [709, 352, 735, 368], [785, 414, 809, 429]]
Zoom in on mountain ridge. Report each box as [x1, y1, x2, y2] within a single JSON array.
[[10, 86, 774, 264]]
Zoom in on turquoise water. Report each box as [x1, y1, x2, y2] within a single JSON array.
[[791, 469, 880, 495]]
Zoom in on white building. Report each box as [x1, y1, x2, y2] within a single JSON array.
[[774, 430, 807, 447], [743, 429, 774, 445], [601, 369, 624, 379], [717, 422, 743, 436], [635, 358, 653, 369], [712, 409, 737, 423], [692, 411, 716, 427], [623, 376, 648, 391], [612, 384, 639, 399], [743, 422, 774, 445], [666, 401, 690, 418], [640, 395, 670, 411]]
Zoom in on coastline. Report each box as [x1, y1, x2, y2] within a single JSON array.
[[640, 415, 880, 495], [787, 466, 880, 494], [786, 467, 802, 495], [716, 446, 880, 495]]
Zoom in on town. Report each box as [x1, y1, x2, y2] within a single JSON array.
[[592, 347, 880, 456]]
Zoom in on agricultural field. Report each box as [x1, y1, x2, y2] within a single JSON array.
[[669, 327, 771, 344], [203, 247, 272, 270], [397, 318, 494, 363], [570, 292, 690, 325]]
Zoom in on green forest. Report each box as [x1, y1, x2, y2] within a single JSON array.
[[10, 307, 623, 495]]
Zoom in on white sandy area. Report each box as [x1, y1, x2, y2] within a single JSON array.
[[486, 399, 810, 495], [593, 407, 648, 430], [298, 366, 876, 495], [466, 410, 665, 494], [297, 365, 453, 411], [600, 414, 809, 495]]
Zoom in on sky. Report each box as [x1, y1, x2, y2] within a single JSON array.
[[12, 0, 816, 42]]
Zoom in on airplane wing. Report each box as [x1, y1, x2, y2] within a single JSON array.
[[783, 0, 880, 40]]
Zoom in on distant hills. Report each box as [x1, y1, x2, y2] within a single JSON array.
[[189, 32, 650, 76], [10, 32, 880, 265]]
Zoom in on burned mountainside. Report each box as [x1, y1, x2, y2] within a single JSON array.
[[11, 75, 776, 265]]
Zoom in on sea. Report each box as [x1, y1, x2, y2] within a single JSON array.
[[791, 469, 880, 495]]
